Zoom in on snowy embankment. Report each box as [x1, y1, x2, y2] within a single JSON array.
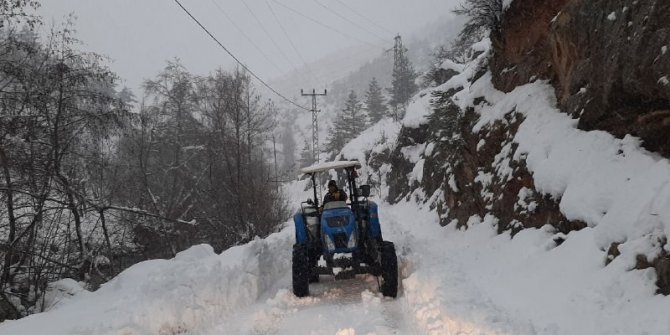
[[0, 231, 295, 335], [391, 36, 670, 333]]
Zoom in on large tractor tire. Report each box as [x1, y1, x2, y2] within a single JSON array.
[[292, 244, 310, 297], [308, 249, 320, 283], [365, 237, 381, 276], [380, 241, 398, 298]]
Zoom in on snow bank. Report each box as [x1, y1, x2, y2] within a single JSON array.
[[339, 117, 401, 185], [402, 88, 435, 128], [384, 198, 670, 335], [469, 77, 670, 268], [0, 231, 294, 335], [341, 118, 400, 159]]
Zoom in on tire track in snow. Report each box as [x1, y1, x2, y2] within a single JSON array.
[[382, 202, 537, 335], [205, 269, 409, 334]]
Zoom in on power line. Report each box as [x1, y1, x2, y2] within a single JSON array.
[[172, 0, 310, 112], [209, 0, 285, 76], [314, 0, 390, 44], [265, 0, 319, 85], [237, 0, 302, 77], [270, 0, 387, 50], [332, 0, 395, 36]]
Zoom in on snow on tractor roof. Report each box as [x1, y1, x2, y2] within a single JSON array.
[[300, 161, 361, 174]]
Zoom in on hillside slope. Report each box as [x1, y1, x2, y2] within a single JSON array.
[[381, 1, 670, 295]]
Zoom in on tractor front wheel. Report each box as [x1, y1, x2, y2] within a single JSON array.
[[292, 244, 310, 297], [380, 241, 398, 298]]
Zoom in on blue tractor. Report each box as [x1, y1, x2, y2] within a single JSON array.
[[292, 161, 398, 297]]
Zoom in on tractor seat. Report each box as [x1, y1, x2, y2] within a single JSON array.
[[323, 201, 348, 210]]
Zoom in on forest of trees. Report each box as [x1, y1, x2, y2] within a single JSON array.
[[323, 48, 417, 158], [0, 3, 287, 320]]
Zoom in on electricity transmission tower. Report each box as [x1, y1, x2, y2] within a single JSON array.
[[301, 89, 327, 165], [392, 34, 402, 65]]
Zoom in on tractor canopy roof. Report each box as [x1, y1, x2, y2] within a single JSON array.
[[300, 160, 361, 175]]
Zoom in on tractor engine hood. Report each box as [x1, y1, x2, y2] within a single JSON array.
[[320, 207, 357, 253]]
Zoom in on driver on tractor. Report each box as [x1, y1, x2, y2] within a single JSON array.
[[322, 179, 347, 207]]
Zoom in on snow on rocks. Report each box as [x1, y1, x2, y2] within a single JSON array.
[[402, 39, 490, 130], [37, 279, 88, 312], [469, 76, 670, 255], [402, 87, 436, 128], [387, 198, 670, 334]]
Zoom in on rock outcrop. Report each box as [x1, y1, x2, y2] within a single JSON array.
[[494, 0, 670, 156], [495, 0, 670, 293]]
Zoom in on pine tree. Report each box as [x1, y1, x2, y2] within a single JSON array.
[[365, 77, 388, 124], [325, 90, 367, 154], [454, 0, 503, 40], [280, 123, 297, 173], [342, 90, 367, 137], [299, 139, 314, 168], [324, 123, 348, 156], [388, 37, 418, 121]]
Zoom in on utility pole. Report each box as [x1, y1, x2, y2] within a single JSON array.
[[267, 102, 288, 191], [272, 135, 279, 193], [300, 89, 327, 166], [391, 34, 402, 121]]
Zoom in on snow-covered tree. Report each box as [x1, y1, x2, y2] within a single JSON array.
[[298, 139, 314, 168], [454, 0, 503, 40], [279, 115, 297, 174], [341, 90, 367, 137], [325, 90, 367, 154], [0, 18, 132, 316], [388, 43, 418, 120], [365, 77, 388, 124]]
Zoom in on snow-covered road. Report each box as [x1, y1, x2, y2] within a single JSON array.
[[203, 201, 419, 335], [206, 200, 541, 335]]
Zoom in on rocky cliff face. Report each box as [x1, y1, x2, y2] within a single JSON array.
[[494, 0, 670, 156], [387, 69, 583, 237], [385, 0, 669, 294], [494, 0, 670, 293]]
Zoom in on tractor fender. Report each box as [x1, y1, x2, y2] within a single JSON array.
[[293, 212, 308, 244], [367, 201, 382, 239]]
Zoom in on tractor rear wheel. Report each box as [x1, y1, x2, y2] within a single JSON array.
[[308, 250, 320, 283], [380, 241, 398, 298], [292, 244, 310, 297]]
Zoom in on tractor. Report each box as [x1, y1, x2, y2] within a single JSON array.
[[292, 160, 398, 297]]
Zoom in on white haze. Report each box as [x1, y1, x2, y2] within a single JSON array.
[[37, 0, 460, 98]]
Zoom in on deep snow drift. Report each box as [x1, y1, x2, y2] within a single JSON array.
[[3, 43, 670, 335]]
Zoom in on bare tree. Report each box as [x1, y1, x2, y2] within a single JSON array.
[[0, 17, 129, 318]]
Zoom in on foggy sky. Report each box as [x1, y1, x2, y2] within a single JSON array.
[[37, 0, 459, 97]]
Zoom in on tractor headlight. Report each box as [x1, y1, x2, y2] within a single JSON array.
[[324, 234, 336, 251], [347, 232, 357, 248]]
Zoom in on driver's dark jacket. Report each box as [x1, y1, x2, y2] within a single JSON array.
[[322, 189, 347, 205]]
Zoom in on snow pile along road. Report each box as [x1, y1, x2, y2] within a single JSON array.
[[0, 231, 294, 335]]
